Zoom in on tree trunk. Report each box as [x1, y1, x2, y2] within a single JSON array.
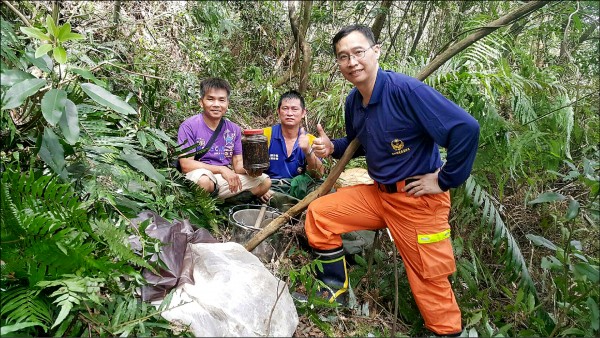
[[244, 0, 551, 252], [408, 2, 433, 58], [384, 0, 412, 63], [371, 0, 393, 43], [51, 1, 60, 24], [113, 0, 122, 26], [298, 0, 313, 94], [274, 0, 313, 94], [288, 1, 301, 77]]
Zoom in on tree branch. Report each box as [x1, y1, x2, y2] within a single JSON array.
[[2, 0, 32, 27], [103, 61, 168, 80], [417, 1, 551, 80], [384, 0, 412, 63], [371, 0, 393, 43]]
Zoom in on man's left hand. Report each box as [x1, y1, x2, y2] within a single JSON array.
[[402, 169, 443, 197]]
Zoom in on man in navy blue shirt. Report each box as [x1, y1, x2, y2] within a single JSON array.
[[304, 25, 479, 336]]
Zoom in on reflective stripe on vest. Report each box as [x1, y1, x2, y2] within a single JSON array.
[[417, 229, 451, 244]]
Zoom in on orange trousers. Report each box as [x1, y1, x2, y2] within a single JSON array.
[[304, 182, 461, 335]]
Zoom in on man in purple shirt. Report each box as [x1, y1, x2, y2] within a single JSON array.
[[177, 78, 271, 200], [305, 25, 479, 336]]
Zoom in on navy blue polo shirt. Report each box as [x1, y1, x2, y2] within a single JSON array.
[[331, 68, 480, 191], [264, 124, 317, 179]]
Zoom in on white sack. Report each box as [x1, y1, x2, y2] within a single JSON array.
[[161, 242, 298, 337]]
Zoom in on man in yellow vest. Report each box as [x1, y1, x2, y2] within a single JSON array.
[[259, 90, 324, 205]]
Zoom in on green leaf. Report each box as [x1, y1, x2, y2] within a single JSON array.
[[0, 322, 42, 335], [58, 100, 79, 145], [57, 22, 71, 41], [46, 15, 59, 38], [71, 67, 105, 86], [147, 127, 177, 144], [41, 89, 67, 126], [526, 234, 557, 251], [466, 310, 483, 328], [588, 297, 599, 330], [61, 32, 84, 42], [19, 26, 51, 41], [1, 78, 46, 110], [38, 128, 68, 180], [120, 150, 165, 184], [51, 301, 72, 329], [565, 198, 579, 221], [35, 43, 54, 58], [152, 137, 168, 153], [574, 262, 599, 283], [80, 83, 137, 115], [0, 69, 35, 87], [560, 328, 585, 335], [24, 51, 53, 73], [137, 130, 147, 148], [527, 191, 565, 205], [53, 46, 67, 64], [541, 256, 562, 270]]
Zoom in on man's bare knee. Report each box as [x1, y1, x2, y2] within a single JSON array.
[[197, 176, 215, 192], [251, 178, 271, 196]]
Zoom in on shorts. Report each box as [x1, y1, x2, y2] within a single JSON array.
[[185, 168, 268, 200]]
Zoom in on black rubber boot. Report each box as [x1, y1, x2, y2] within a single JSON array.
[[313, 247, 349, 305]]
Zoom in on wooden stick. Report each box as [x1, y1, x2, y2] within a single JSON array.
[[2, 0, 32, 27], [254, 204, 268, 229]]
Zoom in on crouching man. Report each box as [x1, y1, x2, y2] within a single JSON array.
[[177, 77, 271, 200]]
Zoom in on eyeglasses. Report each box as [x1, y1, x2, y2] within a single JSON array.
[[335, 45, 375, 64]]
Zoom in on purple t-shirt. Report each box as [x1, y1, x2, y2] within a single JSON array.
[[177, 113, 242, 166]]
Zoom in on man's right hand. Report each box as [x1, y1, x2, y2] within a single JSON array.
[[312, 123, 334, 158], [221, 167, 242, 193]]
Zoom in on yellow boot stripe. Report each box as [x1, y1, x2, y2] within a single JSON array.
[[329, 258, 349, 303], [417, 229, 451, 244], [319, 256, 344, 264]]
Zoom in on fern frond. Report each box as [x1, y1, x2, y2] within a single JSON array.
[[550, 94, 575, 160], [0, 168, 104, 284], [0, 18, 21, 67], [94, 219, 155, 271], [512, 88, 537, 128], [37, 275, 104, 329], [0, 174, 21, 235], [463, 33, 508, 71], [464, 176, 538, 296], [0, 287, 51, 331]]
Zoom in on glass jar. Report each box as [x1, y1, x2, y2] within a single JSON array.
[[241, 129, 269, 175]]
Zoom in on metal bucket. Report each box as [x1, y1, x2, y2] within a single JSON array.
[[228, 204, 294, 263], [231, 208, 281, 229]]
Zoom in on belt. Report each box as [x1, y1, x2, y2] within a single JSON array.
[[376, 178, 417, 194]]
